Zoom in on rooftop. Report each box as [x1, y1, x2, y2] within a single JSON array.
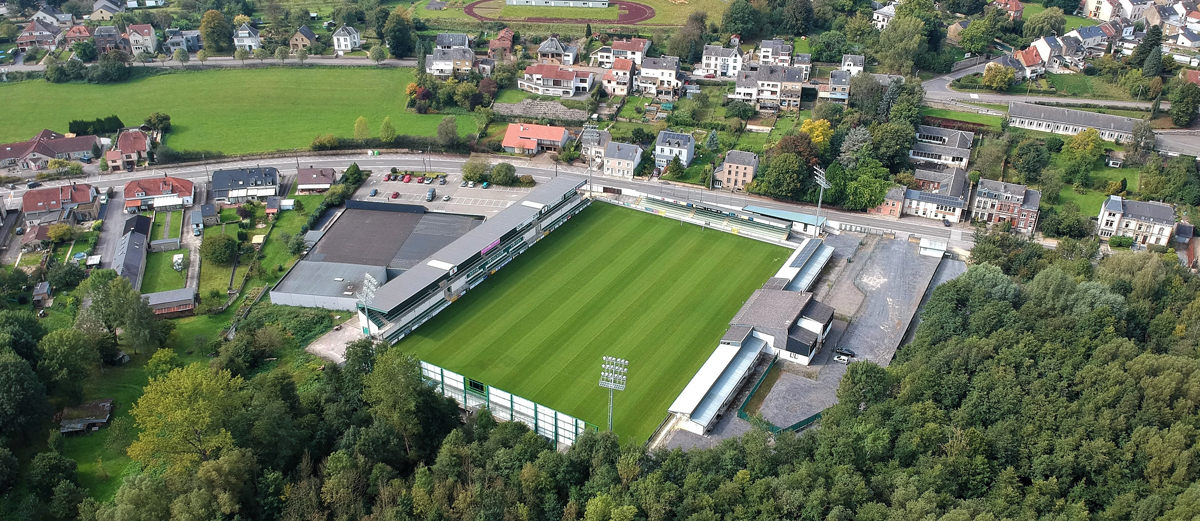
[[1009, 102, 1136, 133]]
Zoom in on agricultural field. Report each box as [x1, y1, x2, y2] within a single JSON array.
[[0, 68, 477, 155], [400, 203, 787, 442]]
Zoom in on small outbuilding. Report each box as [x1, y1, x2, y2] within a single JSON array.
[[58, 399, 114, 434]]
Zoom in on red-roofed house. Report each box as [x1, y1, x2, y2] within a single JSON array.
[[994, 0, 1023, 20], [590, 37, 651, 67], [517, 64, 595, 98], [22, 183, 100, 226], [0, 130, 104, 171], [1182, 69, 1200, 86], [64, 25, 93, 46], [127, 24, 157, 55], [16, 19, 62, 51], [602, 58, 635, 96], [296, 167, 338, 192], [124, 176, 195, 212], [501, 123, 570, 155], [1015, 47, 1044, 78], [488, 27, 514, 61], [107, 129, 152, 172]]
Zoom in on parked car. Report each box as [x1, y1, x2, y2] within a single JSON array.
[[704, 73, 715, 78], [369, 188, 378, 197], [482, 182, 490, 189], [468, 181, 475, 188], [834, 347, 855, 357], [460, 181, 468, 187], [80, 155, 91, 164], [193, 227, 202, 237], [424, 177, 433, 184], [438, 177, 446, 185], [833, 354, 850, 364], [943, 218, 951, 227], [416, 176, 425, 184], [442, 195, 450, 201], [391, 191, 399, 199], [402, 175, 411, 183], [426, 188, 436, 202], [26, 182, 40, 189]]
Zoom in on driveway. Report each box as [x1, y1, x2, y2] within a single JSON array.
[[305, 318, 364, 364]]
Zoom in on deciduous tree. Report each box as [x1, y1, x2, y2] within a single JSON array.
[[437, 116, 458, 147], [199, 10, 232, 53], [1024, 7, 1065, 37], [382, 8, 414, 58], [275, 46, 288, 63], [876, 16, 926, 74], [982, 63, 1016, 91], [0, 350, 48, 439], [379, 116, 396, 143], [128, 363, 246, 473]]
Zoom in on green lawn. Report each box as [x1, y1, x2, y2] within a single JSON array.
[[1044, 73, 1132, 100], [497, 3, 620, 20], [141, 249, 187, 294], [920, 107, 1006, 131], [619, 96, 654, 120], [199, 226, 236, 297], [412, 0, 477, 20], [494, 88, 533, 104], [1018, 2, 1097, 31], [0, 68, 477, 155], [734, 131, 772, 153], [151, 212, 166, 241], [168, 210, 183, 239], [399, 203, 787, 442]]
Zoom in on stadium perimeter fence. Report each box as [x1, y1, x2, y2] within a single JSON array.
[[421, 361, 599, 448], [735, 355, 823, 433]]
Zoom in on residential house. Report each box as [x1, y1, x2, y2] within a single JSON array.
[[947, 20, 970, 44], [842, 54, 864, 75], [793, 54, 813, 81], [435, 33, 470, 50], [476, 57, 495, 77], [105, 128, 151, 171], [637, 56, 682, 98], [488, 27, 514, 60], [114, 229, 148, 290], [165, 28, 201, 53], [290, 25, 317, 51], [22, 184, 100, 227], [123, 176, 194, 212], [988, 55, 1027, 82], [817, 70, 851, 103], [537, 37, 577, 65], [1144, 6, 1183, 36], [426, 47, 476, 78], [654, 130, 694, 168], [233, 23, 261, 51], [903, 168, 970, 223], [33, 5, 73, 28], [580, 128, 611, 162], [1015, 47, 1045, 78], [128, 24, 156, 55], [500, 123, 570, 155], [1098, 19, 1134, 41], [910, 125, 974, 169], [758, 39, 793, 66], [296, 167, 337, 192], [517, 63, 595, 97], [211, 167, 279, 203], [1085, 0, 1122, 20], [16, 19, 62, 51], [716, 150, 759, 190], [728, 65, 809, 111], [873, 3, 896, 30], [1097, 195, 1176, 245], [93, 25, 124, 52], [602, 142, 642, 178], [971, 179, 1041, 233], [601, 58, 635, 96], [702, 45, 742, 77], [1066, 25, 1107, 50], [1007, 101, 1136, 142], [1179, 28, 1200, 47], [590, 37, 650, 67], [64, 25, 92, 46], [1117, 0, 1151, 20], [0, 130, 103, 170], [332, 25, 360, 52], [143, 288, 198, 317], [995, 0, 1024, 20], [91, 0, 124, 20], [1032, 36, 1062, 63], [869, 186, 905, 218]]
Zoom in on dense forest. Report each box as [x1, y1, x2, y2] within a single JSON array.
[[0, 228, 1193, 521]]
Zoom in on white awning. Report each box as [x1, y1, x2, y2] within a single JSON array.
[[152, 196, 183, 208]]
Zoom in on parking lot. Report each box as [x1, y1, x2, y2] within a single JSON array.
[[355, 172, 533, 217]]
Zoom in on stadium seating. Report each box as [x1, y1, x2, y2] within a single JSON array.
[[640, 198, 696, 220], [692, 207, 731, 227], [730, 217, 790, 241]]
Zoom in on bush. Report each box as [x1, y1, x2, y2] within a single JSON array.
[[47, 263, 86, 290], [1045, 136, 1064, 153], [490, 163, 517, 185], [239, 305, 333, 346], [1108, 235, 1134, 248], [200, 233, 238, 265]]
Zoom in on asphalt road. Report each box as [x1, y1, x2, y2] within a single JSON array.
[[921, 64, 1171, 110], [3, 153, 973, 248]]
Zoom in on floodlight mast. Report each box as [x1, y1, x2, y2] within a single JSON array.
[[598, 356, 628, 432]]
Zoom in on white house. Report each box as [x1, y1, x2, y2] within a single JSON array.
[[902, 168, 970, 223], [1097, 195, 1176, 246], [1179, 29, 1200, 48], [909, 125, 974, 169], [873, 3, 896, 29], [517, 64, 595, 97], [1065, 25, 1106, 49], [426, 47, 475, 78], [333, 25, 361, 52], [701, 45, 742, 77], [1007, 101, 1136, 142], [654, 130, 694, 168], [233, 23, 260, 51], [590, 37, 650, 67], [757, 39, 792, 66], [637, 56, 681, 98], [128, 24, 157, 55], [842, 54, 864, 75]]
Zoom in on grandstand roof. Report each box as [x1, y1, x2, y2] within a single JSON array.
[[669, 336, 766, 431], [741, 205, 824, 227]]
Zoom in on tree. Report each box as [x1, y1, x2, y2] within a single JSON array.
[[275, 46, 288, 64], [982, 63, 1016, 91], [233, 48, 249, 65], [799, 119, 833, 151], [47, 223, 74, 243], [876, 16, 926, 74], [0, 447, 17, 493], [364, 349, 429, 456], [128, 363, 246, 473], [721, 0, 758, 37], [369, 45, 386, 64], [28, 452, 77, 499], [172, 48, 188, 65], [871, 122, 916, 170], [947, 0, 986, 15], [380, 116, 396, 143], [354, 116, 370, 140], [0, 350, 48, 439], [1012, 139, 1050, 182], [199, 10, 233, 53], [1024, 7, 1065, 37], [145, 348, 181, 379], [839, 127, 873, 169], [1129, 25, 1162, 67], [72, 39, 97, 62], [144, 111, 171, 132], [810, 30, 850, 62], [49, 480, 87, 521], [585, 23, 592, 38], [196, 49, 209, 63], [47, 262, 86, 290], [844, 177, 894, 210], [1169, 82, 1200, 127], [462, 157, 488, 182], [382, 7, 415, 58], [754, 153, 804, 200], [200, 233, 238, 265], [37, 329, 98, 397], [725, 101, 756, 120], [253, 47, 270, 63], [782, 0, 814, 35], [666, 155, 685, 179], [295, 48, 307, 64], [1142, 45, 1162, 77], [437, 116, 458, 147], [958, 18, 993, 54], [1127, 120, 1155, 160], [491, 163, 517, 185], [1061, 128, 1104, 184]]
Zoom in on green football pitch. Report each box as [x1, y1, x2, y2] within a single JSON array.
[[400, 203, 788, 442]]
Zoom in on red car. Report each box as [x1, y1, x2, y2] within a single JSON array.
[[704, 73, 715, 78], [402, 174, 411, 183], [416, 176, 425, 184], [391, 191, 399, 199]]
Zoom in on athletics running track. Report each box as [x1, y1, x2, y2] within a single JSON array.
[[464, 0, 655, 24]]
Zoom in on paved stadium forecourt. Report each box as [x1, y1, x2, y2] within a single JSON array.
[[364, 197, 787, 442]]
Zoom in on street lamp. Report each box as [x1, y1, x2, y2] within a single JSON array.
[[598, 356, 628, 432], [814, 166, 830, 233]]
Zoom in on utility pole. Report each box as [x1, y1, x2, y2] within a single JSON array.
[[598, 357, 628, 432]]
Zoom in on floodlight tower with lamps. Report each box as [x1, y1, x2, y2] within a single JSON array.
[[598, 356, 628, 432]]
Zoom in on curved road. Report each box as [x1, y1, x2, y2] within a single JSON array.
[[921, 64, 1170, 110]]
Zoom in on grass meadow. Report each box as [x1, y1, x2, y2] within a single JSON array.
[[399, 203, 787, 442]]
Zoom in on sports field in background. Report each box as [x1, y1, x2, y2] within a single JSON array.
[[400, 203, 787, 441]]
